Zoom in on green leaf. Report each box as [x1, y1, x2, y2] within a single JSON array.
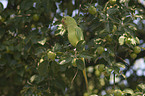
[[119, 36, 125, 45], [59, 64, 67, 72], [123, 17, 132, 23], [38, 38, 47, 45], [109, 15, 120, 24], [35, 47, 45, 57], [49, 61, 60, 74], [105, 21, 113, 32], [52, 43, 62, 52], [56, 24, 66, 36], [76, 58, 84, 70], [107, 8, 118, 15], [123, 88, 134, 94], [20, 0, 34, 11], [113, 66, 120, 73], [0, 3, 3, 13], [38, 61, 49, 76], [65, 67, 76, 80], [138, 83, 145, 90], [135, 37, 140, 44], [53, 78, 66, 94], [35, 75, 45, 84], [30, 75, 38, 83], [102, 52, 112, 64], [130, 38, 136, 45], [116, 63, 125, 68], [105, 22, 110, 32], [76, 40, 86, 51], [16, 67, 25, 77], [59, 57, 72, 65], [79, 54, 92, 60]]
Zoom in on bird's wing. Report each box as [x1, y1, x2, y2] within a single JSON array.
[[75, 26, 84, 41]]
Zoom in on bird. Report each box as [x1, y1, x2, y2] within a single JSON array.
[[61, 16, 88, 90]]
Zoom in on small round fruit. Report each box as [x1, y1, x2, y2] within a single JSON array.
[[95, 69, 100, 76], [130, 53, 137, 59], [87, 66, 94, 73], [88, 6, 97, 15], [114, 90, 122, 96], [109, 0, 116, 5], [98, 64, 105, 72], [134, 46, 141, 54], [89, 85, 94, 90], [47, 51, 56, 60], [33, 14, 39, 21], [109, 52, 115, 57], [31, 24, 35, 28], [97, 46, 105, 54], [83, 92, 89, 96]]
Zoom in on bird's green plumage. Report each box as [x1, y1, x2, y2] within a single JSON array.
[[62, 16, 88, 91], [67, 26, 84, 46], [62, 16, 84, 46], [75, 26, 84, 41]]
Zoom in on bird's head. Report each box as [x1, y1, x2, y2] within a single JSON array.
[[61, 16, 77, 27]]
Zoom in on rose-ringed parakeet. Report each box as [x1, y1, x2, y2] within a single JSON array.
[[61, 16, 88, 90]]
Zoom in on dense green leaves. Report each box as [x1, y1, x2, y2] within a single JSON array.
[[76, 40, 86, 51], [0, 0, 145, 96], [76, 58, 84, 70]]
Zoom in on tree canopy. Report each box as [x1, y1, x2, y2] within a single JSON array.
[[0, 0, 145, 96]]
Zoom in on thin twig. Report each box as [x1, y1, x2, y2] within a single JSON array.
[[103, 1, 109, 12], [113, 73, 115, 89], [71, 69, 78, 85], [90, 0, 93, 4], [17, 14, 31, 17], [116, 55, 130, 66]]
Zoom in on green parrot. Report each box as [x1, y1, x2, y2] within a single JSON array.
[[61, 16, 88, 90], [62, 16, 84, 46]]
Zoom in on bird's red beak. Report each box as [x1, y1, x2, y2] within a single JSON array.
[[61, 19, 65, 25]]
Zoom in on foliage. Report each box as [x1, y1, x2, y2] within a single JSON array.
[[0, 0, 145, 96]]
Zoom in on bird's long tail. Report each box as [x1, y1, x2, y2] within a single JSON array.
[[82, 58, 88, 91], [83, 68, 88, 90]]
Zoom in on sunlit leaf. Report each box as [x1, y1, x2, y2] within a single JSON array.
[[138, 83, 145, 90], [123, 88, 134, 94], [59, 57, 72, 65], [119, 36, 125, 45], [116, 63, 125, 68], [38, 38, 47, 45]]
